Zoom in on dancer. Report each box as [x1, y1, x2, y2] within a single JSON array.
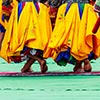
[[0, 0, 49, 73], [44, 0, 93, 72], [12, 0, 49, 73]]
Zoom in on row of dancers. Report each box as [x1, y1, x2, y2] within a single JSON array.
[[0, 0, 99, 73]]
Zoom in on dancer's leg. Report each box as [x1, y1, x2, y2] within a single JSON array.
[[73, 60, 83, 72], [83, 59, 92, 72], [29, 53, 48, 73], [0, 32, 5, 49], [21, 57, 35, 73]]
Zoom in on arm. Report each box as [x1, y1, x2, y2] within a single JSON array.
[[92, 17, 100, 33]]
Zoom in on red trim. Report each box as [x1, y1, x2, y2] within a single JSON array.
[[92, 17, 100, 33], [2, 5, 13, 15], [22, 2, 26, 9], [0, 71, 100, 76]]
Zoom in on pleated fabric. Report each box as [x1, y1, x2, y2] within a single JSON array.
[[44, 2, 100, 66], [77, 4, 100, 60], [0, 0, 18, 62], [0, 1, 52, 63], [0, 1, 100, 65], [44, 3, 67, 59]]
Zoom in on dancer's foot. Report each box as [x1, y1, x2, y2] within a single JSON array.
[[73, 61, 84, 72], [21, 58, 35, 73], [83, 59, 92, 72], [21, 68, 34, 73], [40, 60, 48, 73], [28, 54, 48, 73]]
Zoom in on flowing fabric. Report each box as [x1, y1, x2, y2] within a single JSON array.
[[16, 2, 37, 52], [24, 2, 52, 51], [44, 3, 67, 59], [38, 3, 52, 51], [44, 3, 100, 66], [77, 4, 100, 60], [44, 3, 80, 60], [56, 3, 80, 65], [55, 3, 84, 66], [0, 1, 18, 62], [0, 1, 52, 63]]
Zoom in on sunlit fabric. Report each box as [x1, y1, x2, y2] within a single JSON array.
[[0, 0, 18, 62], [45, 2, 100, 66], [0, 1, 52, 63]]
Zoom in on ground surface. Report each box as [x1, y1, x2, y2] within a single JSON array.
[[0, 58, 100, 100]]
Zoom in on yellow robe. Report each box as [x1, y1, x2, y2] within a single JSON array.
[[44, 3, 80, 60], [69, 3, 81, 60], [25, 3, 52, 51], [77, 4, 100, 60], [0, 2, 18, 62], [38, 3, 52, 52], [44, 3, 67, 59], [15, 2, 37, 52], [0, 2, 52, 62], [0, 2, 35, 62], [86, 4, 100, 58]]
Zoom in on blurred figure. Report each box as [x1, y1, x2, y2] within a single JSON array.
[[42, 0, 64, 29], [94, 0, 100, 13], [89, 0, 96, 5], [0, 0, 13, 49]]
